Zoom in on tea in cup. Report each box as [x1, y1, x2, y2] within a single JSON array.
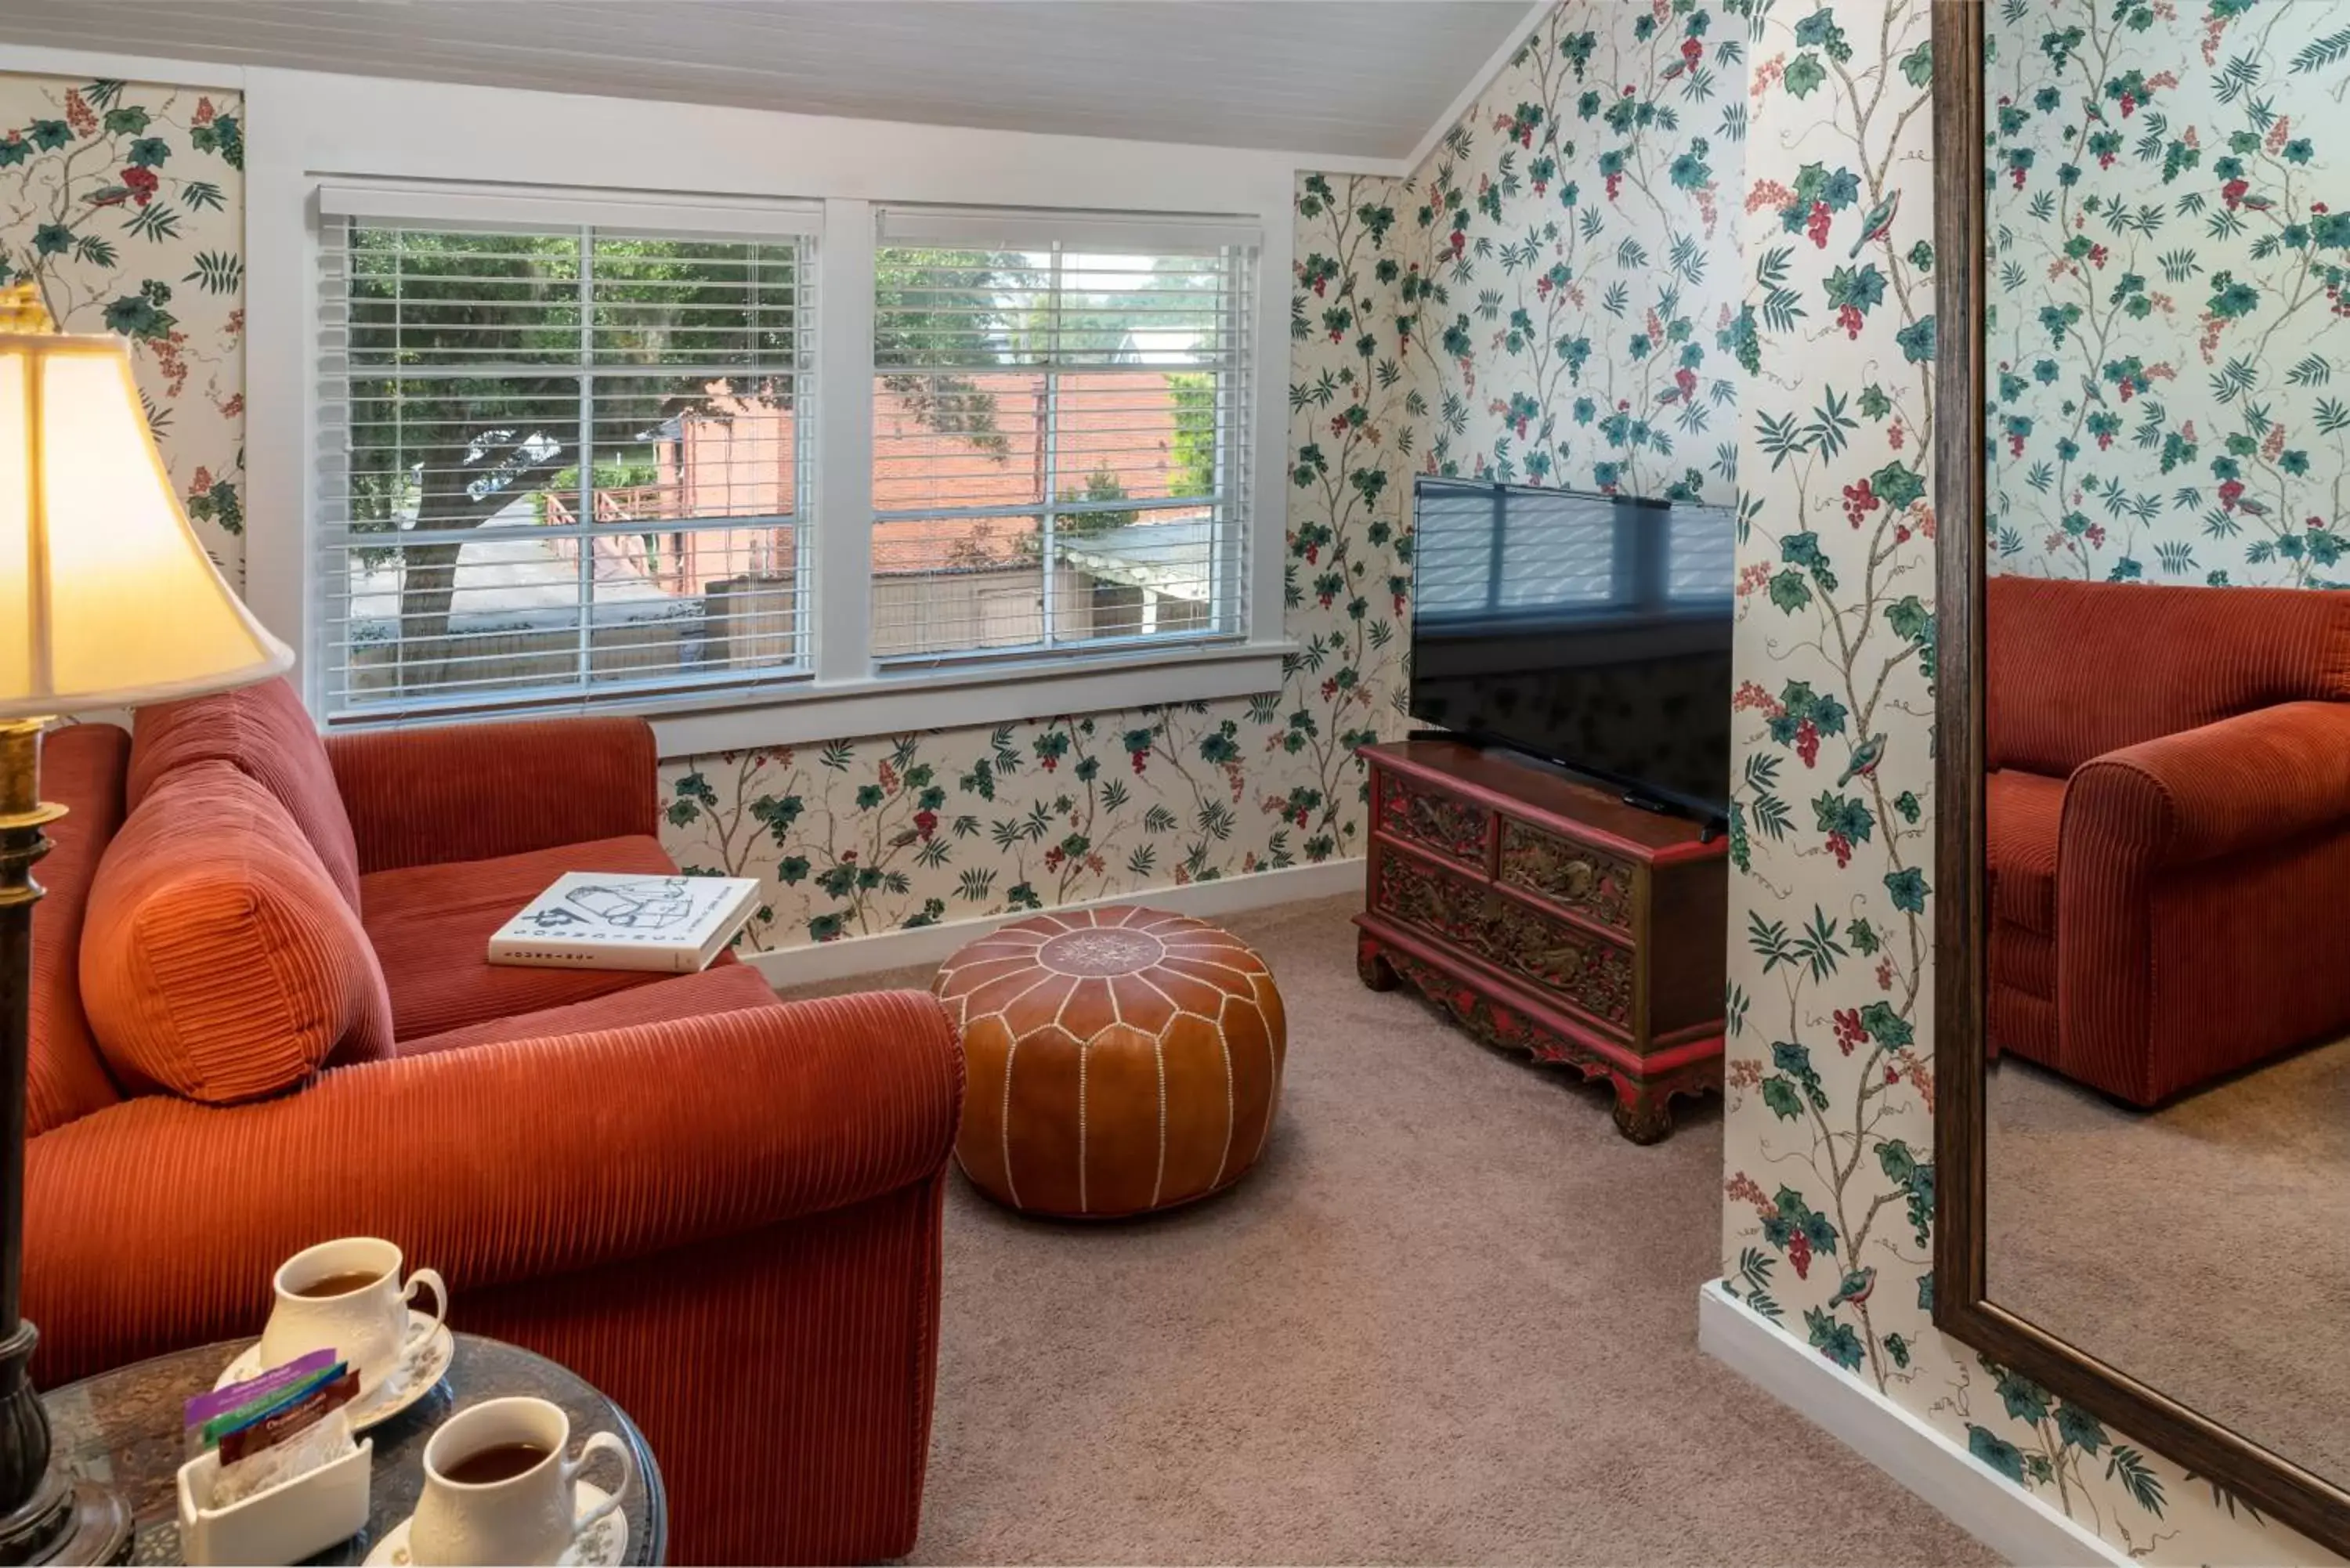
[[410, 1396, 634, 1566], [258, 1237, 445, 1400]]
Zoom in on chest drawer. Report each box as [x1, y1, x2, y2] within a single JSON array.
[[1373, 844, 1634, 1031], [1497, 818, 1636, 932], [1375, 770, 1491, 865]]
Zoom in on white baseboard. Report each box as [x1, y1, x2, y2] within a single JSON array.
[[742, 858, 1364, 989], [1698, 1284, 2124, 1568]]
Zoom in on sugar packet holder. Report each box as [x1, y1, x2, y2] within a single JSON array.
[[177, 1412, 371, 1568], [178, 1353, 368, 1565]]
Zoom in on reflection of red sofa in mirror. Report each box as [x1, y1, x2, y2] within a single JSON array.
[[1987, 576, 2350, 1106]]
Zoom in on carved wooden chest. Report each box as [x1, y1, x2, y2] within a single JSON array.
[[1354, 739, 1728, 1142]]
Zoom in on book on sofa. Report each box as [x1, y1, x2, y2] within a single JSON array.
[[489, 873, 761, 974]]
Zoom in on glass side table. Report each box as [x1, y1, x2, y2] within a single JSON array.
[[43, 1333, 667, 1566]]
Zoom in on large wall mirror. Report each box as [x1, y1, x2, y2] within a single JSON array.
[[1932, 0, 2350, 1549]]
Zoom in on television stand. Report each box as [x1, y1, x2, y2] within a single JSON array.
[[1354, 738, 1728, 1142], [1404, 727, 1726, 839]]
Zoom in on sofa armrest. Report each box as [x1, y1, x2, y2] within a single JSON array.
[[325, 717, 658, 874], [2055, 701, 2350, 1103], [2066, 700, 2350, 868], [25, 989, 964, 1385]]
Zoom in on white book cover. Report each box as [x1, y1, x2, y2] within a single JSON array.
[[487, 873, 762, 974]]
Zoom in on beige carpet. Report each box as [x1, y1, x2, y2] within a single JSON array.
[[1989, 1044, 2350, 1486], [784, 896, 1990, 1566]]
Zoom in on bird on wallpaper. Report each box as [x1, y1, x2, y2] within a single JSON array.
[[1846, 190, 1901, 259], [1835, 733, 1887, 788], [1828, 1266, 1876, 1308]]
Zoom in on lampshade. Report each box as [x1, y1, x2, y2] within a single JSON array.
[[0, 290, 291, 721]]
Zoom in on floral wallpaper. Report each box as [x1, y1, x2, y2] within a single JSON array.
[[0, 73, 246, 580], [1716, 0, 2330, 1560], [1988, 0, 2350, 586], [1403, 0, 1747, 504]]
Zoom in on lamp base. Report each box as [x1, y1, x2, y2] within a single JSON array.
[[0, 1322, 127, 1568], [0, 724, 125, 1566], [0, 1474, 130, 1567]]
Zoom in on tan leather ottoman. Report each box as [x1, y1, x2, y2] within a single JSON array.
[[931, 905, 1286, 1218]]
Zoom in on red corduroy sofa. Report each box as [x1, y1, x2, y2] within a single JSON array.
[[25, 677, 964, 1564], [1987, 575, 2350, 1105]]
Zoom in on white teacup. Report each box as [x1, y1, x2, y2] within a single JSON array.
[[411, 1396, 635, 1567], [257, 1237, 446, 1400]]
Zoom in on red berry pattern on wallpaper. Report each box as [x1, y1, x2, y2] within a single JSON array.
[[0, 75, 247, 577]]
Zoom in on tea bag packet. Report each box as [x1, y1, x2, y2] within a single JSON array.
[[183, 1349, 338, 1457], [184, 1357, 362, 1508]]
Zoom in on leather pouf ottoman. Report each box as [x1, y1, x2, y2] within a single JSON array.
[[931, 905, 1286, 1218]]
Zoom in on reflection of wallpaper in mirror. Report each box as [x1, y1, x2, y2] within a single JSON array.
[[1985, 2, 2350, 586]]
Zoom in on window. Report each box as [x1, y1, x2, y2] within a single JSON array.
[[309, 186, 1270, 732], [869, 209, 1255, 663], [316, 188, 816, 720]]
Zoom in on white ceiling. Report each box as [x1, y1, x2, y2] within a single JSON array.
[[0, 1, 1534, 161]]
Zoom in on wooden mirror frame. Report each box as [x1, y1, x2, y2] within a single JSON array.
[[1929, 2, 2350, 1549]]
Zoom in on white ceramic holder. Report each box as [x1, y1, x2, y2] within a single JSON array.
[[176, 1412, 371, 1567]]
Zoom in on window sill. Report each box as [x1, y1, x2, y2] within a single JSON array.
[[644, 638, 1296, 757]]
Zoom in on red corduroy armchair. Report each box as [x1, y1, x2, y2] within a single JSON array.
[[1987, 576, 2350, 1105], [25, 681, 963, 1564]]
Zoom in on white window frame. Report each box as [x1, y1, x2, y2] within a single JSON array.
[[237, 67, 1300, 753], [312, 182, 822, 724], [866, 204, 1258, 670]]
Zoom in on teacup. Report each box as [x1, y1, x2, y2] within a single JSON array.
[[257, 1237, 445, 1400], [411, 1396, 634, 1567]]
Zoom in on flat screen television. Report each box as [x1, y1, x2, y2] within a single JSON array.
[[1408, 477, 1735, 824]]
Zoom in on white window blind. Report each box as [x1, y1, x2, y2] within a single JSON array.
[[316, 204, 815, 721], [869, 209, 1255, 663]]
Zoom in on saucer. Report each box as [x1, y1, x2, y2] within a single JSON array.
[[215, 1310, 455, 1434], [363, 1481, 629, 1567]]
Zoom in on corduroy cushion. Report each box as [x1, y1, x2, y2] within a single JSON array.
[[128, 677, 363, 913], [80, 761, 393, 1104], [326, 717, 657, 876], [1987, 576, 2350, 776], [360, 834, 681, 1041], [28, 724, 132, 1137]]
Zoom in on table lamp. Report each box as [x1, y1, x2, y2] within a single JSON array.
[[0, 282, 291, 1563]]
